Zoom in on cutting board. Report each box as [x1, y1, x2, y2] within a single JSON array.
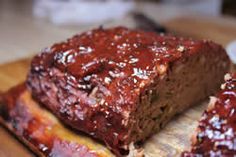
[[0, 16, 236, 157]]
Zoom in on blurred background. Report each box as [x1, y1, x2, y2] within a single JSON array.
[[0, 0, 236, 64]]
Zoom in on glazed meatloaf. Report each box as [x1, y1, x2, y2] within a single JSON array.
[[27, 27, 230, 156], [182, 73, 236, 156], [0, 84, 113, 157]]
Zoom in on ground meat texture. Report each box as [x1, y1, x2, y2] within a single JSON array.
[[27, 27, 230, 156], [182, 73, 236, 157]]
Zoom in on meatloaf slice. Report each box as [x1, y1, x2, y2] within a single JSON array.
[[27, 27, 230, 156], [182, 73, 236, 156], [0, 84, 113, 157]]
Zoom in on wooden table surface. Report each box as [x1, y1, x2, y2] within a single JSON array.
[[0, 16, 235, 157]]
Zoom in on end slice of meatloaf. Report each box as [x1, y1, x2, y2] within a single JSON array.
[[182, 73, 236, 156], [0, 83, 114, 157], [27, 27, 230, 156]]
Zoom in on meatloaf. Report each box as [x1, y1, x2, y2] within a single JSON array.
[[182, 73, 236, 156], [27, 27, 230, 156], [0, 83, 114, 157]]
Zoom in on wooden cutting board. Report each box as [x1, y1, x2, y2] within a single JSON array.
[[0, 58, 207, 157], [0, 16, 236, 157]]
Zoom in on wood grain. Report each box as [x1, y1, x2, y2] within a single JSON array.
[[0, 16, 235, 157]]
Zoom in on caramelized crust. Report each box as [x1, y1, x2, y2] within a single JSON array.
[[182, 73, 236, 156], [0, 84, 113, 157], [27, 27, 230, 156]]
